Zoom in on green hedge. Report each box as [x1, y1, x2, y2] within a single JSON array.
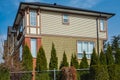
[[90, 65, 109, 80], [0, 65, 10, 80]]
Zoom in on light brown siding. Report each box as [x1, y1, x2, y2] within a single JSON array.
[[41, 11, 107, 39], [41, 35, 103, 67]]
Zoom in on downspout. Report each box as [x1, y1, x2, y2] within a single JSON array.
[[96, 16, 99, 55]]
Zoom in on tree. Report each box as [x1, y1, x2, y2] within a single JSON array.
[[115, 48, 120, 65], [79, 51, 88, 68], [70, 54, 79, 69], [49, 43, 58, 80], [36, 46, 49, 80], [70, 54, 79, 80], [99, 50, 107, 65], [106, 44, 114, 65], [59, 51, 69, 69], [21, 45, 33, 80], [90, 65, 109, 80], [111, 35, 120, 50], [90, 48, 99, 66], [79, 51, 89, 80], [0, 65, 10, 80]]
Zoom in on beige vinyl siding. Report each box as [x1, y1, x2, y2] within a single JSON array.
[[41, 35, 103, 67], [41, 11, 107, 39]]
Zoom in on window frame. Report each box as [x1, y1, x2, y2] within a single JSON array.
[[31, 38, 37, 58], [100, 19, 106, 32], [77, 41, 95, 59], [62, 14, 69, 24], [30, 10, 37, 27]]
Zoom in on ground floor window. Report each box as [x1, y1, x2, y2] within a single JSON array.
[[31, 39, 37, 58], [77, 41, 94, 59], [19, 45, 22, 61]]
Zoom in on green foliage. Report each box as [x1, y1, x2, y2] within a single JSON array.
[[0, 65, 10, 80], [90, 65, 109, 80], [80, 51, 88, 69], [108, 64, 120, 80], [70, 54, 79, 69], [36, 46, 49, 80], [36, 46, 47, 71], [21, 45, 32, 80], [49, 43, 58, 80], [90, 48, 99, 66], [106, 44, 114, 65], [115, 48, 120, 65], [111, 35, 120, 50], [79, 51, 89, 80], [49, 43, 58, 70], [99, 50, 107, 65], [59, 51, 69, 69]]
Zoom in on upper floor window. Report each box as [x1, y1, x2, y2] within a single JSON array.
[[63, 14, 69, 24], [77, 41, 94, 59], [30, 10, 37, 26], [100, 19, 105, 31]]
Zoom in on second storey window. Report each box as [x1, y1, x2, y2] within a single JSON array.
[[100, 19, 105, 31], [30, 10, 37, 26], [77, 41, 94, 59], [63, 14, 69, 24]]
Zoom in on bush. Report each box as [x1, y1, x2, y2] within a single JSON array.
[[90, 65, 109, 80], [108, 64, 120, 80], [0, 65, 10, 80]]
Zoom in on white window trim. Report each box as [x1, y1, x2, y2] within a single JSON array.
[[63, 14, 69, 24], [77, 41, 94, 59]]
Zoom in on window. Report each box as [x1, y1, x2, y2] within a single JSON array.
[[30, 10, 37, 26], [100, 19, 105, 31], [19, 45, 22, 61], [77, 41, 94, 59], [63, 14, 69, 23], [31, 39, 37, 58]]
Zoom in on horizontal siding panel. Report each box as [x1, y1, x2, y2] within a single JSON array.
[[41, 11, 106, 39]]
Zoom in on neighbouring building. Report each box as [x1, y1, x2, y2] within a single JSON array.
[[4, 2, 115, 80]]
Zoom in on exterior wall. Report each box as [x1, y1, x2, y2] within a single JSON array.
[[41, 11, 107, 39], [41, 35, 103, 67]]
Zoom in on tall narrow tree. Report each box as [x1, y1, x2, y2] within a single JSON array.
[[115, 48, 120, 65], [70, 54, 79, 69], [21, 45, 33, 80], [49, 43, 58, 80], [80, 51, 88, 68], [106, 44, 114, 65], [59, 51, 69, 69], [99, 50, 107, 65], [90, 48, 99, 66], [79, 51, 89, 80], [36, 46, 49, 80]]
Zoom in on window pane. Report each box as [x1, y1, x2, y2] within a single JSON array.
[[78, 53, 83, 59], [19, 45, 22, 61], [100, 19, 104, 31], [77, 42, 82, 53], [89, 42, 94, 53], [30, 11, 36, 26], [63, 14, 68, 23], [31, 39, 37, 58], [83, 42, 88, 52]]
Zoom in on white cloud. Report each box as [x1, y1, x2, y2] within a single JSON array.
[[69, 0, 101, 8]]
